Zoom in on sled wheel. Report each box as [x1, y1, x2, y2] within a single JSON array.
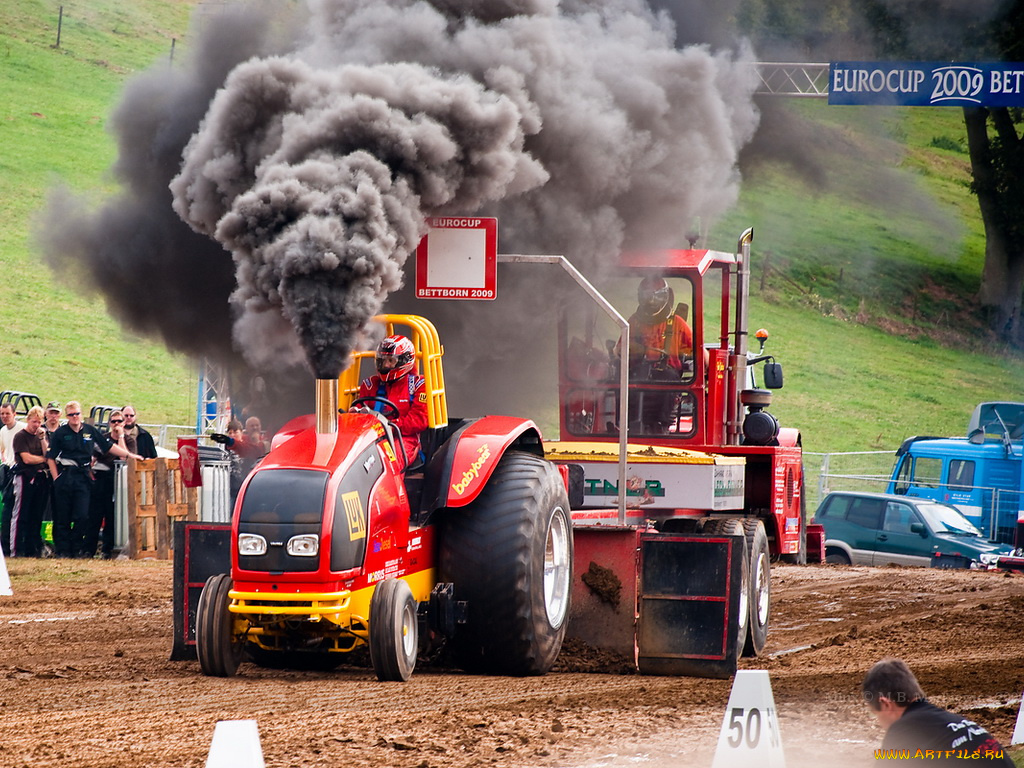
[[439, 451, 573, 676], [196, 573, 243, 677], [369, 578, 418, 682], [741, 519, 771, 657], [700, 518, 749, 658]]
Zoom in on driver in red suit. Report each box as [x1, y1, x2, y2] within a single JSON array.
[[356, 334, 429, 466]]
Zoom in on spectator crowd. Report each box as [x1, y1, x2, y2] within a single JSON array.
[[0, 399, 249, 560]]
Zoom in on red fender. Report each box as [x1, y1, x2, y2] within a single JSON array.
[[441, 415, 544, 508]]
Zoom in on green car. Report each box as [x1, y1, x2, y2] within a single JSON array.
[[812, 491, 1014, 568]]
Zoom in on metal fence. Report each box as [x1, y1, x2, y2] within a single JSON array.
[[804, 450, 895, 513], [145, 423, 204, 452]]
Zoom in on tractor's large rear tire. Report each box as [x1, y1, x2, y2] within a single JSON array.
[[369, 578, 418, 682], [196, 573, 243, 677], [439, 451, 573, 676], [699, 518, 749, 659], [741, 519, 771, 657]]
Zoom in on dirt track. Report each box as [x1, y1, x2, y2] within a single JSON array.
[[0, 558, 1021, 768]]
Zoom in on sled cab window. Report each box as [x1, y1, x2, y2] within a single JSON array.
[[239, 469, 329, 524], [563, 277, 697, 384], [560, 277, 698, 439]]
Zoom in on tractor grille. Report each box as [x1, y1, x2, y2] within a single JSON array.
[[238, 522, 322, 572], [238, 468, 329, 574]]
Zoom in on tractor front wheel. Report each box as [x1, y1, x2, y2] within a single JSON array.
[[369, 578, 418, 682], [439, 451, 573, 676], [196, 573, 243, 677]]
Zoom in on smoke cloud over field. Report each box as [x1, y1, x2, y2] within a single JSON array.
[[40, 0, 760, 418], [170, 57, 545, 377]]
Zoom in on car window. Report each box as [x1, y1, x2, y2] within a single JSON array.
[[817, 495, 853, 519], [845, 498, 883, 530], [916, 502, 981, 536], [882, 503, 916, 534]]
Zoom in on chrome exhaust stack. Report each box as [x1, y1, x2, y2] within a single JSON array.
[[315, 378, 338, 435]]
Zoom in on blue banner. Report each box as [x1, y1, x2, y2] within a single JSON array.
[[829, 62, 1024, 107]]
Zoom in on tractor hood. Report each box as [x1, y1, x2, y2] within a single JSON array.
[[234, 414, 390, 578]]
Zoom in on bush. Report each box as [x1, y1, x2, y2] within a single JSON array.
[[930, 135, 964, 153]]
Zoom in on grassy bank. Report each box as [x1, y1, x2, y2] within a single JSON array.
[[1, 0, 196, 423]]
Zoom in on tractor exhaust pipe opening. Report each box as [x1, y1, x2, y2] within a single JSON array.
[[315, 378, 338, 435]]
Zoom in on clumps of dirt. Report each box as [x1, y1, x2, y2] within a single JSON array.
[[580, 561, 621, 608], [553, 638, 636, 675]]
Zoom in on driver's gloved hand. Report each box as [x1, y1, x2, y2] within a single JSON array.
[[209, 433, 230, 444]]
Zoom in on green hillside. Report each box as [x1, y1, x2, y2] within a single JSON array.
[[709, 100, 1020, 453], [0, 0, 197, 424], [1, 1, 1020, 450]]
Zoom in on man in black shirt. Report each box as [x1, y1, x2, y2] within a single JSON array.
[[46, 402, 141, 558], [121, 404, 157, 459], [11, 406, 50, 557], [862, 658, 1014, 766]]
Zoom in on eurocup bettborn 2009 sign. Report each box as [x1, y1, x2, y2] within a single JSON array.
[[829, 62, 1024, 107]]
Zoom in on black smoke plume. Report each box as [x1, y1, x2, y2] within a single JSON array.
[[171, 57, 545, 378], [39, 0, 760, 423]]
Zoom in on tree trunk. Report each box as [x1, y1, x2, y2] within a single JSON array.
[[964, 106, 1024, 343]]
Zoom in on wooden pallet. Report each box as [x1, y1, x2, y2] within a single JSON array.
[[125, 458, 198, 559]]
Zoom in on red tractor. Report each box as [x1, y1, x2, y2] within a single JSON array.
[[193, 315, 574, 681]]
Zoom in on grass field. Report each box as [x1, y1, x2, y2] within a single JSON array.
[[1, 1, 1020, 449], [1, 0, 196, 424]]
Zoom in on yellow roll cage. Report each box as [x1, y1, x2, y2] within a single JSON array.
[[337, 314, 449, 430]]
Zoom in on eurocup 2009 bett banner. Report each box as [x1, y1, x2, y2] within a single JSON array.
[[829, 62, 1024, 107]]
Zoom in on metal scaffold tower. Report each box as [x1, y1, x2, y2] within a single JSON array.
[[196, 359, 231, 435], [754, 63, 830, 98]]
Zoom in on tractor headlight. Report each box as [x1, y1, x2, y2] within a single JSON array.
[[238, 533, 267, 556], [287, 534, 319, 557]]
